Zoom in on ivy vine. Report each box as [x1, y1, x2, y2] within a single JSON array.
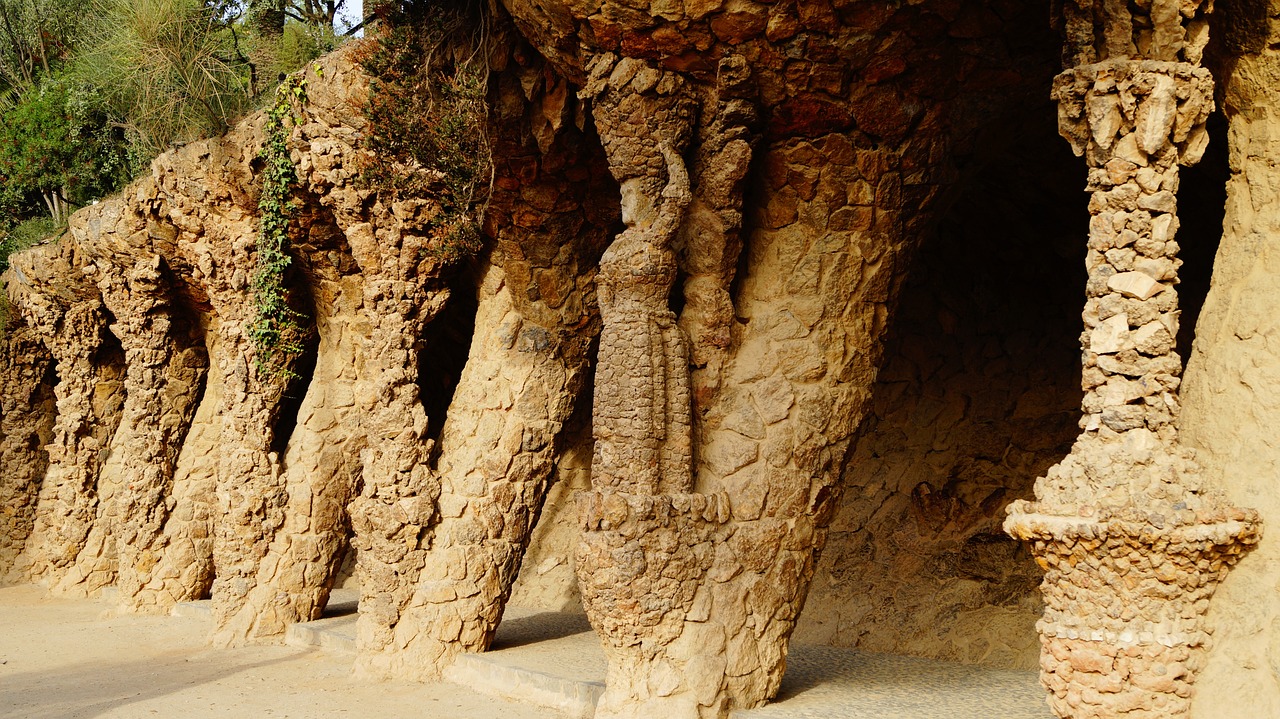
[[248, 67, 319, 378]]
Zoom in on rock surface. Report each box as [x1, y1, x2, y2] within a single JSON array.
[[1, 2, 1279, 719]]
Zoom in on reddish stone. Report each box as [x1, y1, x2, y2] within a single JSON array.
[[651, 24, 693, 56], [662, 52, 718, 78], [766, 3, 800, 42], [797, 0, 838, 34], [711, 10, 768, 44], [863, 56, 907, 85], [850, 86, 918, 145], [588, 16, 622, 52], [619, 30, 661, 60], [767, 94, 855, 138], [809, 62, 847, 95]]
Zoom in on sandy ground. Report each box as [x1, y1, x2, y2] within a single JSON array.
[[0, 585, 561, 719]]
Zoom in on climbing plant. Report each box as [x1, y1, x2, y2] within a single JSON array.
[[357, 0, 492, 266], [247, 67, 314, 377]]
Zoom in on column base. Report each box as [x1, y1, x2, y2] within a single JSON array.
[[576, 489, 731, 719], [1006, 505, 1260, 719]]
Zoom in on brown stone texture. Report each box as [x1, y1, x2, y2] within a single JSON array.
[[233, 56, 370, 641], [97, 258, 206, 613], [1004, 3, 1262, 718], [354, 33, 617, 680], [147, 109, 298, 647], [6, 241, 126, 594], [794, 129, 1087, 667], [1182, 4, 1280, 715], [7, 2, 1280, 718], [0, 320, 56, 578], [494, 1, 1068, 716]]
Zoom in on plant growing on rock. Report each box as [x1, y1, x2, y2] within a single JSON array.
[[356, 0, 493, 266], [248, 68, 313, 377]]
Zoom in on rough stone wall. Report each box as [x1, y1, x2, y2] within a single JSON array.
[[794, 123, 1086, 667], [7, 241, 127, 593], [1182, 3, 1280, 715], [8, 3, 1279, 718], [96, 258, 207, 613], [494, 2, 1063, 715], [356, 32, 618, 680], [147, 111, 300, 646], [509, 390, 593, 611], [144, 320, 223, 605], [226, 61, 375, 637], [0, 320, 56, 577]]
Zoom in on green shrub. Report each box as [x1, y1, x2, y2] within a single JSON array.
[[79, 0, 254, 161], [0, 217, 62, 274]]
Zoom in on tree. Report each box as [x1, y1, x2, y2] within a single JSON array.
[[80, 0, 254, 158], [0, 77, 128, 224], [0, 0, 83, 98]]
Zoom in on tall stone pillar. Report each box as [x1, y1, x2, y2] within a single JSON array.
[[1005, 2, 1261, 717], [98, 257, 207, 613], [574, 54, 733, 719], [0, 319, 55, 577], [7, 280, 125, 592]]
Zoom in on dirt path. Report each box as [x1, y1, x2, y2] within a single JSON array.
[[0, 585, 562, 719]]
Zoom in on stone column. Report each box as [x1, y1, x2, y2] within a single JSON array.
[[151, 131, 300, 647], [352, 52, 614, 679], [237, 282, 364, 634], [348, 271, 445, 676], [139, 321, 223, 608], [8, 281, 125, 592], [98, 257, 208, 613], [0, 318, 55, 578], [1005, 2, 1261, 717], [573, 54, 733, 719]]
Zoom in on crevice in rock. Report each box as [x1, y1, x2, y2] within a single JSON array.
[[420, 264, 480, 450], [270, 282, 321, 459], [1174, 112, 1228, 365]]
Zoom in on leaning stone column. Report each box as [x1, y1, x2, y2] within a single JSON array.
[[97, 257, 207, 613], [8, 276, 125, 590], [1005, 3, 1261, 718], [0, 317, 55, 577], [574, 54, 731, 719]]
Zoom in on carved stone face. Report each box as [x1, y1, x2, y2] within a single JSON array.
[[619, 177, 661, 229]]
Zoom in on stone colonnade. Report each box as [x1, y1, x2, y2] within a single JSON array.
[[1004, 2, 1261, 718], [5, 2, 1274, 718]]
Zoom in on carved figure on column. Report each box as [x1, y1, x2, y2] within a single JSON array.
[[1007, 2, 1261, 718], [576, 54, 732, 719]]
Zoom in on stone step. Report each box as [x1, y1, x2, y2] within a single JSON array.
[[171, 599, 211, 620], [444, 652, 603, 719], [285, 613, 356, 653], [160, 590, 1052, 719], [280, 588, 360, 653]]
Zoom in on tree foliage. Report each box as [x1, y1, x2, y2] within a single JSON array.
[[0, 0, 83, 97], [0, 0, 350, 239], [79, 0, 256, 160], [0, 77, 128, 224]]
